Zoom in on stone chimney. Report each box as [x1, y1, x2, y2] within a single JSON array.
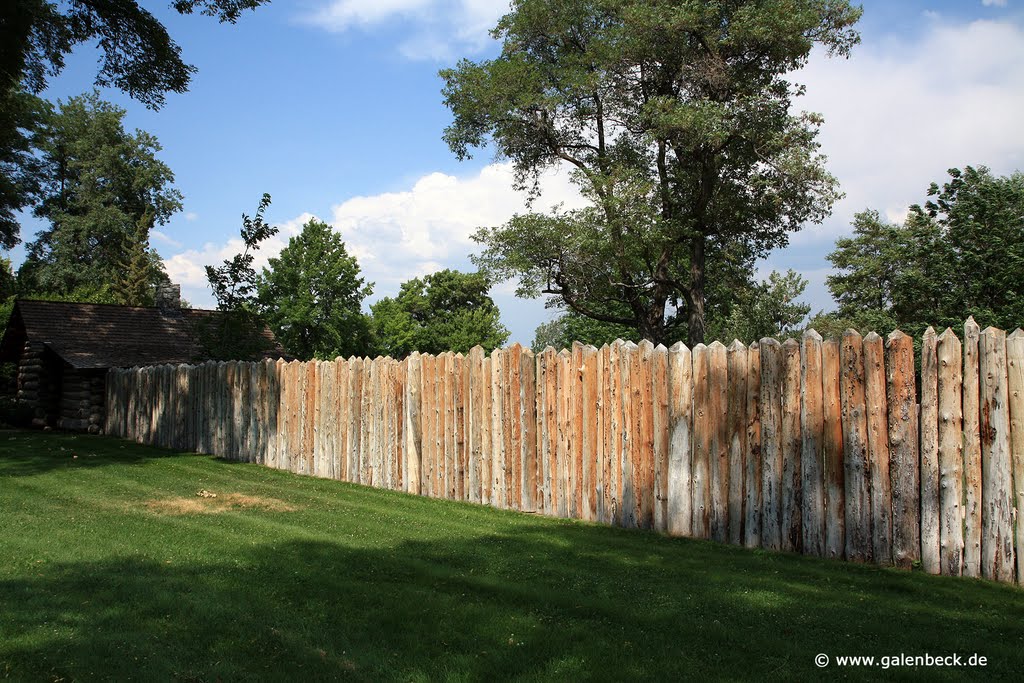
[[155, 283, 181, 313]]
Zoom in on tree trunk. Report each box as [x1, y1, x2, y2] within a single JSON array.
[[689, 234, 706, 345]]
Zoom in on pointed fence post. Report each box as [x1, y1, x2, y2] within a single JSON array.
[[920, 327, 941, 574], [863, 332, 892, 566], [668, 342, 693, 536], [726, 340, 748, 546], [691, 343, 711, 538], [980, 326, 1015, 582], [840, 330, 872, 563], [822, 339, 845, 560], [937, 328, 964, 576], [651, 343, 670, 532], [801, 330, 825, 557], [1006, 329, 1024, 585], [963, 317, 983, 577], [780, 338, 802, 553], [582, 344, 600, 522], [886, 331, 919, 568], [708, 341, 729, 542], [759, 338, 783, 551], [744, 341, 762, 549]]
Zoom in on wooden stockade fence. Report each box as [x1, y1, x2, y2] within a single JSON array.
[[105, 318, 1024, 584]]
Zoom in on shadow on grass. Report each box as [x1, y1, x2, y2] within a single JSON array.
[[0, 430, 192, 478], [2, 521, 1024, 681]]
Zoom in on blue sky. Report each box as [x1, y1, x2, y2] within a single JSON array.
[[11, 0, 1024, 344]]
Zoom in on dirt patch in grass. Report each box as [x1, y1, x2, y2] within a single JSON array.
[[144, 492, 298, 515]]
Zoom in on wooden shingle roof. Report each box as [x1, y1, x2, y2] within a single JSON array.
[[0, 300, 283, 369]]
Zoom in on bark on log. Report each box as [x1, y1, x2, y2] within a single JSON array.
[[801, 330, 825, 557], [963, 317, 983, 577], [708, 341, 729, 542], [980, 326, 1015, 582], [936, 328, 964, 576], [759, 338, 783, 551], [691, 343, 711, 538], [744, 342, 762, 549], [1006, 329, 1024, 585], [668, 342, 693, 536], [781, 338, 802, 553], [920, 327, 941, 574], [822, 339, 845, 560], [863, 332, 893, 566], [726, 340, 747, 545]]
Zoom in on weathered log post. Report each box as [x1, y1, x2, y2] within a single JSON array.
[[979, 326, 1014, 583], [1006, 329, 1024, 585], [936, 328, 964, 576], [668, 342, 693, 536], [886, 331, 919, 569], [726, 340, 748, 546], [801, 330, 825, 557], [708, 341, 729, 542], [920, 327, 941, 574], [780, 338, 802, 553], [691, 343, 711, 538], [840, 330, 871, 563], [744, 341, 762, 549], [863, 332, 892, 566], [963, 317, 983, 577], [759, 338, 783, 552], [822, 339, 845, 560]]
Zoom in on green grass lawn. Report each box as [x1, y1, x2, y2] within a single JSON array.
[[2, 431, 1023, 682]]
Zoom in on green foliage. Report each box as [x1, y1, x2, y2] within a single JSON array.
[[371, 269, 509, 357], [257, 218, 373, 361], [824, 166, 1024, 336], [199, 194, 278, 361], [532, 309, 639, 353], [206, 193, 276, 312], [2, 1, 269, 109], [708, 270, 811, 344], [17, 92, 179, 305], [0, 86, 46, 249], [0, 1, 266, 248], [20, 284, 120, 306], [442, 0, 860, 344]]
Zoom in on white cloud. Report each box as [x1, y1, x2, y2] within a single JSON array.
[[982, 0, 1007, 8], [326, 162, 584, 296], [305, 0, 434, 29], [184, 212, 199, 222], [165, 212, 316, 309], [302, 0, 509, 60], [168, 13, 1024, 338], [792, 17, 1024, 244], [162, 164, 584, 324]]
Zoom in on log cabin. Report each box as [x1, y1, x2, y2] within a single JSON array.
[[0, 285, 283, 432]]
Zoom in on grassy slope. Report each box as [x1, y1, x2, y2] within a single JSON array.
[[1, 431, 1023, 682]]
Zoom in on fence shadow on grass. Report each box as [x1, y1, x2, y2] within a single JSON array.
[[2, 523, 1024, 681], [0, 430, 198, 478]]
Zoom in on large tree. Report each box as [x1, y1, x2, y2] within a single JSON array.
[[0, 87, 46, 250], [371, 269, 509, 357], [821, 166, 1024, 335], [18, 91, 181, 304], [0, 2, 267, 248], [1, 1, 269, 109], [257, 218, 373, 361], [442, 0, 860, 344]]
